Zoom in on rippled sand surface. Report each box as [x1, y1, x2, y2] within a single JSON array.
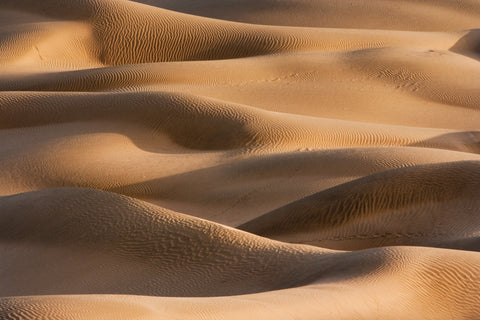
[[1, 0, 479, 319]]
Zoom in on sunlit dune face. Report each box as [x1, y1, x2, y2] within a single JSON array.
[[0, 0, 479, 319]]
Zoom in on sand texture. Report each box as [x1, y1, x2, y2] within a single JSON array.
[[1, 0, 479, 319]]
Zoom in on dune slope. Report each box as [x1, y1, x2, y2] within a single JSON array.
[[0, 0, 479, 319]]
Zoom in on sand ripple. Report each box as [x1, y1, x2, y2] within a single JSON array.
[[1, 0, 479, 319]]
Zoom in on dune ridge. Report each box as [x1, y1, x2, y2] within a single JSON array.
[[239, 161, 480, 250], [1, 0, 479, 319], [1, 188, 479, 318]]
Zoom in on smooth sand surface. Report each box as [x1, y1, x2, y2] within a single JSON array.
[[1, 0, 479, 319]]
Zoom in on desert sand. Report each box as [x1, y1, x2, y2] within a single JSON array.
[[0, 0, 479, 319]]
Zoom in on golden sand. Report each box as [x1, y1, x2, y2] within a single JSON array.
[[1, 0, 479, 319]]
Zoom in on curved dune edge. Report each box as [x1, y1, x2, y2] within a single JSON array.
[[1, 91, 478, 154], [0, 187, 331, 297], [0, 188, 479, 319], [1, 0, 477, 68], [1, 0, 480, 319], [105, 147, 480, 225], [1, 242, 480, 320], [239, 161, 480, 251], [1, 46, 479, 125], [132, 0, 480, 31]]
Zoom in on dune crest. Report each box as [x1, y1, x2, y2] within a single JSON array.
[[1, 0, 479, 319]]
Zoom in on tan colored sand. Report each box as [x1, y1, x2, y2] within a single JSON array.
[[0, 0, 479, 319]]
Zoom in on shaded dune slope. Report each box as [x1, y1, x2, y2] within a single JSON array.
[[1, 91, 478, 154], [1, 188, 479, 319], [2, 46, 479, 117], [105, 147, 480, 225], [1, 125, 478, 225], [1, 0, 480, 319], [1, 247, 479, 319], [134, 0, 480, 31], [0, 187, 331, 297], [1, 0, 479, 67], [239, 161, 480, 251]]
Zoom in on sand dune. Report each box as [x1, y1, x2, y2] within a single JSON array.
[[1, 243, 480, 320], [1, 188, 480, 318], [135, 0, 480, 31], [1, 0, 479, 319], [239, 161, 480, 250], [0, 187, 333, 297]]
